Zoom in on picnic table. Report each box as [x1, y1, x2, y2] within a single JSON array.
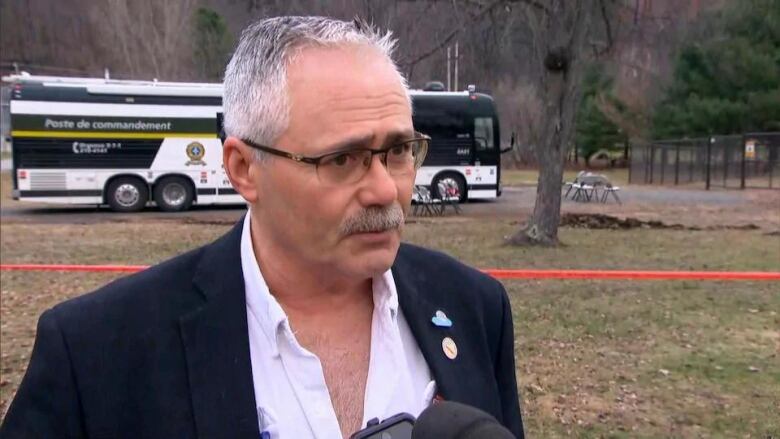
[[412, 182, 462, 216], [563, 171, 622, 204]]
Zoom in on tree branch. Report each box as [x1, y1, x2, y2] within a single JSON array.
[[596, 0, 614, 56], [399, 0, 504, 67], [442, 0, 550, 15], [399, 0, 552, 68], [506, 0, 551, 15]]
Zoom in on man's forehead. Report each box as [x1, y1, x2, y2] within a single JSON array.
[[277, 44, 412, 151], [285, 45, 406, 97]]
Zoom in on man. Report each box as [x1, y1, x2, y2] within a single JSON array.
[[1, 16, 524, 439]]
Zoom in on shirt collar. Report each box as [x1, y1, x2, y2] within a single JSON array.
[[241, 212, 288, 356], [240, 212, 400, 351], [374, 268, 399, 321]]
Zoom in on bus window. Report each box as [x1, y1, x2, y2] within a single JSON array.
[[474, 117, 494, 151], [413, 109, 469, 140]]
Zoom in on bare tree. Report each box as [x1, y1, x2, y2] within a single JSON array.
[[91, 0, 197, 80], [502, 0, 702, 245], [505, 0, 617, 246], [373, 0, 614, 246], [493, 78, 543, 165], [0, 0, 105, 75]]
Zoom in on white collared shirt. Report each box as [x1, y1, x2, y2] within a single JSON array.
[[240, 213, 434, 439]]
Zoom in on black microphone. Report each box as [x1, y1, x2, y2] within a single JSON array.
[[411, 401, 516, 439]]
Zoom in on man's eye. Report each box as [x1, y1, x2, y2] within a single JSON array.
[[325, 153, 354, 167], [391, 144, 410, 156]]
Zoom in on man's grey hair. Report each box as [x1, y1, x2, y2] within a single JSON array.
[[223, 16, 410, 161]]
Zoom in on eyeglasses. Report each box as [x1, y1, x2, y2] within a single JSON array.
[[241, 132, 430, 186]]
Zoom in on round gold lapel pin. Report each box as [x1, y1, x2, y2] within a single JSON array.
[[442, 337, 458, 360]]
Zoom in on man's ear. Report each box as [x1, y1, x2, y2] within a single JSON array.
[[223, 136, 260, 203]]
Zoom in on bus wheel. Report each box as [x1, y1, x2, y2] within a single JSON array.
[[106, 177, 148, 212], [154, 176, 194, 212], [433, 173, 467, 203]]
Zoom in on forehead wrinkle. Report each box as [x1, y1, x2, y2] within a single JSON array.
[[320, 90, 409, 107], [292, 92, 410, 127], [318, 94, 411, 118], [329, 106, 412, 125], [328, 102, 407, 115], [307, 90, 409, 116]]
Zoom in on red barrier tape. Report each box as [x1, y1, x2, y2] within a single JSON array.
[[0, 264, 149, 273], [1, 264, 778, 281], [483, 269, 780, 281]]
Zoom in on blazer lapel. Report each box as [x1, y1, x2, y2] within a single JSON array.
[[393, 250, 484, 406], [179, 219, 259, 439]]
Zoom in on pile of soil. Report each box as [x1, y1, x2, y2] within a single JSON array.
[[560, 213, 760, 231]]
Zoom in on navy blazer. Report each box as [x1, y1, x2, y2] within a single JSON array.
[[1, 220, 524, 438]]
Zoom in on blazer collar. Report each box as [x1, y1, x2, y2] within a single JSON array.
[[179, 217, 259, 439]]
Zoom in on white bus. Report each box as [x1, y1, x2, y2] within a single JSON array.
[[4, 74, 504, 212]]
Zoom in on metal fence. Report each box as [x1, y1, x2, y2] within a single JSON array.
[[629, 133, 780, 190]]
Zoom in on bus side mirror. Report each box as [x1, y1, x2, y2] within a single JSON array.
[[500, 132, 516, 154]]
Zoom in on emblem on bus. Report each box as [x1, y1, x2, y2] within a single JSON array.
[[185, 141, 206, 166]]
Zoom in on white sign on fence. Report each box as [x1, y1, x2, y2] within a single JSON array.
[[745, 139, 756, 160]]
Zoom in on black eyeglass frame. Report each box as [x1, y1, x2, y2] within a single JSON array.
[[239, 132, 430, 169]]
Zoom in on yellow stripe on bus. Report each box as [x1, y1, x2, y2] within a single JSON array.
[[11, 130, 218, 139]]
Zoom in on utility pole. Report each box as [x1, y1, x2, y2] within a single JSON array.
[[447, 46, 451, 91], [454, 41, 459, 91]]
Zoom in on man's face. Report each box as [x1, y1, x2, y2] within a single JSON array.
[[250, 45, 414, 280]]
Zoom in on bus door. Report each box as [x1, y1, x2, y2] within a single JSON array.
[[472, 114, 500, 193], [473, 115, 498, 167]]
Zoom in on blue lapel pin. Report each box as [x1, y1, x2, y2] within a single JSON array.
[[431, 310, 453, 328]]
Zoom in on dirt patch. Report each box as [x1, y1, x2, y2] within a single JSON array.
[[559, 213, 762, 231]]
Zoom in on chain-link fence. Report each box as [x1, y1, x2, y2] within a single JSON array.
[[629, 133, 780, 189]]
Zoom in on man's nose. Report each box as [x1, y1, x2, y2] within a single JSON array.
[[356, 153, 398, 206]]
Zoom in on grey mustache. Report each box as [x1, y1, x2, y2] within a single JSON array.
[[340, 204, 405, 235]]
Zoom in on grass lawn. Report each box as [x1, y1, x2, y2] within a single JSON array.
[[1, 218, 778, 437], [502, 168, 629, 187]]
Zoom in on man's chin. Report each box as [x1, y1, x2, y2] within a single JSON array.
[[343, 233, 401, 275]]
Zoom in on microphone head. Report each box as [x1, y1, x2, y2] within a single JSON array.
[[411, 401, 516, 439]]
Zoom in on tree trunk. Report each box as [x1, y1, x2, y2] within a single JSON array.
[[507, 70, 573, 246], [507, 0, 590, 247]]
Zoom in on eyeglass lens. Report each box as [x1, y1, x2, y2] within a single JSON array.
[[316, 139, 427, 185]]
